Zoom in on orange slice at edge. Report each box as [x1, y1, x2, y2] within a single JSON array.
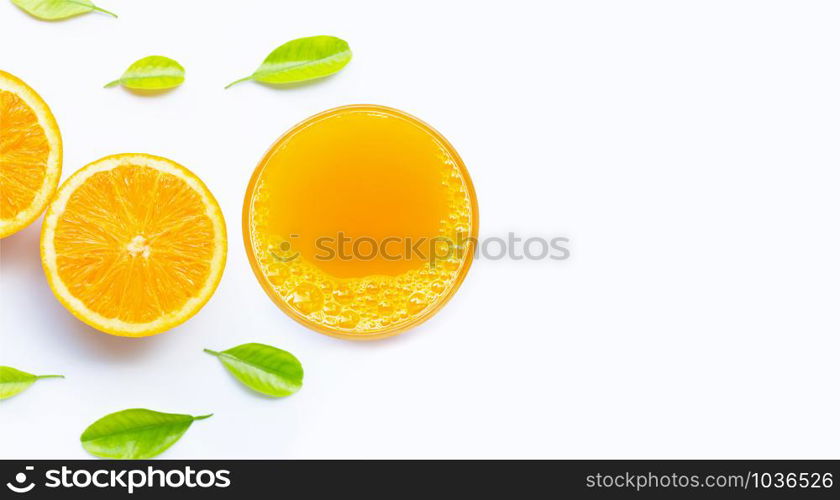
[[0, 70, 62, 238]]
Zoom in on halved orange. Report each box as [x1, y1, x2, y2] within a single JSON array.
[[41, 154, 227, 337], [0, 70, 62, 238]]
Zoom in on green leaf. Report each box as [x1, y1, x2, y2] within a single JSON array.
[[226, 35, 351, 89], [105, 56, 185, 90], [11, 0, 117, 20], [80, 409, 212, 459], [204, 343, 303, 397], [0, 366, 63, 400]]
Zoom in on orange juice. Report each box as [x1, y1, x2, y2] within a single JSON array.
[[243, 105, 478, 339]]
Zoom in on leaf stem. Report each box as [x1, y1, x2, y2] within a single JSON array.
[[203, 348, 221, 357], [224, 76, 252, 89], [36, 374, 64, 380], [193, 414, 213, 421], [65, 0, 117, 17], [104, 79, 121, 88], [86, 3, 118, 18]]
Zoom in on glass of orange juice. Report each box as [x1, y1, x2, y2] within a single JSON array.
[[243, 105, 478, 339]]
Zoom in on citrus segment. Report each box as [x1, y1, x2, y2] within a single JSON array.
[[41, 154, 226, 337], [0, 70, 61, 238]]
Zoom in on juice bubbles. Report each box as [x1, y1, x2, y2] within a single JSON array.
[[243, 105, 478, 339]]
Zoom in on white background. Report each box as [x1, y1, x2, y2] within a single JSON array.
[[1, 0, 839, 459]]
